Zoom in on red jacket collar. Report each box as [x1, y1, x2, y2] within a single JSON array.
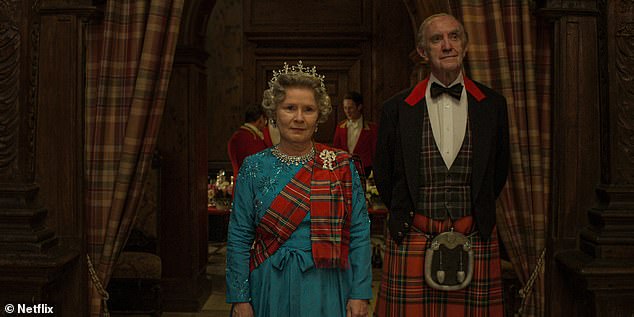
[[404, 75, 486, 106], [239, 123, 264, 140]]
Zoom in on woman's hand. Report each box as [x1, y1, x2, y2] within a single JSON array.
[[346, 299, 369, 317], [231, 302, 254, 317]]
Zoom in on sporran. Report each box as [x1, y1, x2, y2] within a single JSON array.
[[424, 229, 474, 291]]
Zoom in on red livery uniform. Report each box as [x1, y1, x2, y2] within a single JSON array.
[[227, 123, 267, 178], [332, 118, 377, 176]]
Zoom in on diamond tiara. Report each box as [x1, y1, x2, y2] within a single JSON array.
[[269, 61, 326, 89]]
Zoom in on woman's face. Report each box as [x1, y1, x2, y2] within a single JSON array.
[[275, 87, 319, 149]]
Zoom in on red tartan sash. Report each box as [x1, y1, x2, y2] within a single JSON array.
[[249, 143, 353, 271]]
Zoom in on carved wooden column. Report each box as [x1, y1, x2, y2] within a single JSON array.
[[158, 46, 211, 311], [0, 0, 94, 315], [550, 0, 634, 316], [156, 0, 215, 311]]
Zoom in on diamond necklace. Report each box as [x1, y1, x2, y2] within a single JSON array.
[[271, 145, 315, 166]]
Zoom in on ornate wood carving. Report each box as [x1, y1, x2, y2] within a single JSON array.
[[614, 1, 634, 184], [26, 0, 39, 181], [0, 0, 57, 253], [598, 0, 610, 184], [0, 0, 85, 314], [0, 1, 20, 179]]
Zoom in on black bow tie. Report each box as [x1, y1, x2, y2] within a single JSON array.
[[430, 82, 463, 100]]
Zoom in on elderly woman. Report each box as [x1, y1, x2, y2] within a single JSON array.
[[225, 62, 372, 317]]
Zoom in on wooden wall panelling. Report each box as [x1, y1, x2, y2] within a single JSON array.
[[203, 0, 423, 177], [551, 15, 600, 250], [401, 0, 451, 38], [37, 7, 87, 251], [179, 0, 217, 47], [372, 0, 415, 124], [548, 0, 634, 316], [545, 12, 600, 317], [37, 6, 93, 316], [206, 0, 243, 166], [157, 0, 217, 311], [158, 54, 211, 312], [244, 0, 371, 35], [238, 0, 413, 157]]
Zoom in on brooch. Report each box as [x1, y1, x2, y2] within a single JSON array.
[[319, 150, 336, 170]]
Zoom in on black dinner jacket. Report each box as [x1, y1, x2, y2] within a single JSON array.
[[374, 76, 510, 244]]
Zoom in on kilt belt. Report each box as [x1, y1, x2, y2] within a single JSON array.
[[412, 214, 476, 290]]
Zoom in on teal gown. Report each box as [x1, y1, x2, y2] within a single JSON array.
[[225, 148, 372, 317]]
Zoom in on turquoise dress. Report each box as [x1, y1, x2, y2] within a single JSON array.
[[226, 148, 372, 317]]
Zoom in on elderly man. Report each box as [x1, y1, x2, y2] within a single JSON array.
[[374, 13, 510, 316]]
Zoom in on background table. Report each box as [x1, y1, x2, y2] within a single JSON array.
[[208, 206, 230, 241]]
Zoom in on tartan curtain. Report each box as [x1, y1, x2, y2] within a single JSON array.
[[450, 1, 551, 316], [85, 0, 184, 315]]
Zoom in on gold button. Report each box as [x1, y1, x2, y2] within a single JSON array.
[[409, 211, 414, 217], [397, 231, 403, 237], [403, 222, 409, 228]]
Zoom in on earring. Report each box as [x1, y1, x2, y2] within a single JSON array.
[[314, 125, 319, 133], [270, 119, 276, 127]]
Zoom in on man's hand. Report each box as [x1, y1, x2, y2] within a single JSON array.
[[231, 302, 254, 317], [346, 298, 369, 317]]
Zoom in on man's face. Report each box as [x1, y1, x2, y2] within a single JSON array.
[[343, 99, 362, 121], [418, 15, 468, 77]]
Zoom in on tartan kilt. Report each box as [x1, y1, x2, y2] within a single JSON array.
[[375, 224, 504, 317]]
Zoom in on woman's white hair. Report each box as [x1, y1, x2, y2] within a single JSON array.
[[262, 71, 332, 124]]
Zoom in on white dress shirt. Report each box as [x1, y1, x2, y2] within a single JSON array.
[[425, 73, 468, 169], [346, 116, 363, 153]]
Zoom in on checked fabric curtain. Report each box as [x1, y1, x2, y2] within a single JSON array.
[[85, 0, 184, 315]]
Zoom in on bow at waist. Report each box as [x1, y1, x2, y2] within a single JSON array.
[[270, 247, 314, 272]]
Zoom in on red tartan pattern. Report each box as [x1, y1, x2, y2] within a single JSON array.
[[250, 144, 353, 271], [375, 223, 504, 317]]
